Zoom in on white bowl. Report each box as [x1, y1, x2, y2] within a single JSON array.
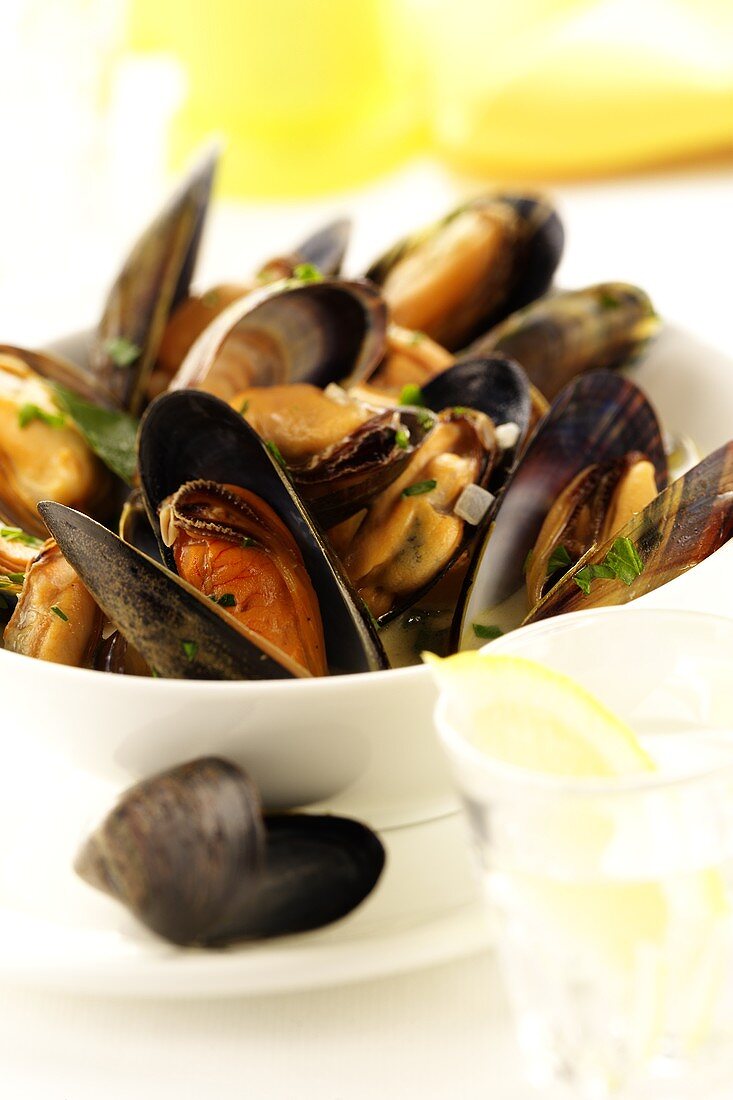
[[5, 322, 733, 829]]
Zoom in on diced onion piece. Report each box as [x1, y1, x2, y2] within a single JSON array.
[[495, 421, 520, 450], [454, 483, 495, 525]]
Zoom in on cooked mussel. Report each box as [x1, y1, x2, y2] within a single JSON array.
[[39, 502, 307, 679], [138, 390, 388, 674], [468, 282, 660, 400], [230, 382, 372, 465], [453, 371, 667, 648], [91, 147, 218, 414], [366, 193, 563, 351], [75, 756, 385, 946], [153, 218, 352, 392], [525, 452, 659, 604], [169, 278, 386, 401], [4, 539, 104, 666], [159, 480, 328, 676], [330, 408, 498, 621], [0, 352, 113, 536], [358, 324, 454, 398], [524, 441, 733, 623]]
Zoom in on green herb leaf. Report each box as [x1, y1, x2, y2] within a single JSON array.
[[399, 383, 426, 407], [151, 667, 161, 678], [0, 527, 42, 548], [416, 409, 436, 432], [238, 398, 250, 415], [451, 406, 468, 416], [5, 572, 25, 584], [472, 623, 503, 640], [394, 428, 410, 450], [52, 385, 139, 485], [265, 440, 286, 468], [546, 544, 572, 577], [104, 336, 141, 368], [18, 403, 66, 430], [181, 640, 199, 662], [241, 536, 257, 548], [408, 330, 426, 346], [599, 291, 621, 311], [201, 289, 221, 309], [605, 536, 644, 586], [215, 593, 236, 608], [403, 479, 437, 498], [293, 263, 323, 284], [573, 561, 620, 594], [50, 605, 69, 622]]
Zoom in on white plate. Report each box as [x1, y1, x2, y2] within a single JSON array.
[[1, 322, 731, 998], [0, 746, 488, 998]]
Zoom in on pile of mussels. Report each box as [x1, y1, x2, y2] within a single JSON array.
[[1, 149, 732, 681]]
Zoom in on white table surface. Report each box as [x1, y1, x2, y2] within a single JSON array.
[[2, 156, 733, 1098]]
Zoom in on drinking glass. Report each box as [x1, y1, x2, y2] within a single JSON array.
[[436, 608, 733, 1097]]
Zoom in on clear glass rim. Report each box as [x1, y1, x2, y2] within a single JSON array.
[[435, 694, 733, 800]]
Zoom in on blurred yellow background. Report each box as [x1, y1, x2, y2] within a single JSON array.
[[127, 0, 733, 196]]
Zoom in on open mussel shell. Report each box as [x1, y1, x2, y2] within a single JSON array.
[[291, 217, 351, 277], [38, 502, 305, 679], [91, 146, 218, 414], [76, 757, 385, 947], [119, 488, 163, 563], [468, 282, 660, 401], [524, 441, 733, 624], [0, 344, 117, 407], [452, 370, 668, 648], [75, 758, 266, 946], [138, 390, 388, 674], [211, 812, 385, 943], [422, 356, 529, 429], [291, 407, 436, 528], [169, 277, 387, 401], [366, 193, 563, 351]]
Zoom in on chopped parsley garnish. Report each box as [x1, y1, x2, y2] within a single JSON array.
[[215, 593, 236, 608], [416, 409, 436, 432], [201, 289, 221, 308], [238, 398, 250, 415], [408, 330, 426, 345], [451, 406, 468, 416], [18, 403, 66, 430], [50, 605, 69, 622], [181, 640, 199, 662], [104, 336, 141, 367], [265, 440, 286, 468], [399, 383, 426, 407], [293, 262, 323, 284], [395, 428, 410, 450], [599, 291, 622, 311], [403, 479, 437, 497], [546, 544, 572, 576], [0, 527, 42, 548], [52, 385, 139, 485], [573, 537, 644, 595], [472, 623, 503, 640], [5, 573, 25, 585], [241, 536, 257, 548], [151, 667, 161, 678]]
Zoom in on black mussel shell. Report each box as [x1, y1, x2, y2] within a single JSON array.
[[138, 390, 388, 674], [293, 218, 351, 277], [75, 757, 385, 947], [452, 370, 668, 648], [496, 193, 565, 321], [75, 758, 266, 946], [423, 356, 529, 431], [119, 488, 163, 563], [292, 407, 436, 528], [169, 278, 387, 400], [39, 502, 304, 679], [524, 441, 733, 624], [210, 813, 386, 943], [91, 146, 218, 414]]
